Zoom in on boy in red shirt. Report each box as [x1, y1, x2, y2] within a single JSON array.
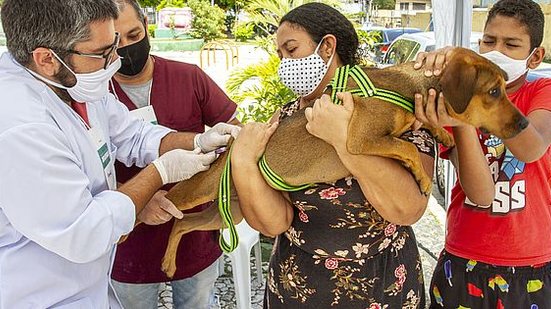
[[415, 0, 551, 307]]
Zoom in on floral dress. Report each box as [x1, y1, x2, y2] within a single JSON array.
[[263, 101, 435, 309]]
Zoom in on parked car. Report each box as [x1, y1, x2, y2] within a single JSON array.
[[380, 31, 483, 66], [359, 26, 422, 63], [527, 67, 551, 81]]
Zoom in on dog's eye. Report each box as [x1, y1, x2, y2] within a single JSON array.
[[489, 88, 500, 98]]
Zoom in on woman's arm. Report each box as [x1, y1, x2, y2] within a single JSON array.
[[231, 122, 294, 237], [305, 93, 432, 225], [336, 148, 433, 225]]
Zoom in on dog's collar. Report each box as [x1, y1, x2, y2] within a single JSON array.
[[329, 65, 415, 113]]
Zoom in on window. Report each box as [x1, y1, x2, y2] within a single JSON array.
[[383, 39, 421, 65], [412, 3, 426, 10], [400, 3, 409, 11]]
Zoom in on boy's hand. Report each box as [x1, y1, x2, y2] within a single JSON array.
[[414, 89, 465, 128], [414, 46, 455, 76]]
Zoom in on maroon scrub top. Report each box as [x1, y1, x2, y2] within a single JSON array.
[[111, 56, 236, 283]]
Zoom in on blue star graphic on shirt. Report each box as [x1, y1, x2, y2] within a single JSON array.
[[500, 149, 525, 180]]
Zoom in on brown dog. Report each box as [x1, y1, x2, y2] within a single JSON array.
[[159, 48, 528, 277]]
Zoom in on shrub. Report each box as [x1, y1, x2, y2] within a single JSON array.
[[234, 23, 255, 42], [156, 0, 185, 10], [148, 24, 157, 38], [226, 54, 296, 123], [187, 0, 225, 41]]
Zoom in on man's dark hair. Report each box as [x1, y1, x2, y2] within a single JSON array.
[[280, 3, 359, 65], [116, 0, 146, 24], [1, 0, 119, 66], [486, 0, 544, 50]]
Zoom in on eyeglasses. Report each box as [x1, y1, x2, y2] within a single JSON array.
[[64, 32, 120, 70]]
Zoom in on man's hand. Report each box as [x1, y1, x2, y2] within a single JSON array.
[[304, 93, 354, 151], [152, 148, 216, 185], [194, 123, 241, 152], [138, 190, 183, 225]]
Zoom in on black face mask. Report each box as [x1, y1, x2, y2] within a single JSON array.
[[117, 34, 151, 76]]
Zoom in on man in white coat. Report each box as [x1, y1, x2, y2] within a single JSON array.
[[0, 0, 239, 307]]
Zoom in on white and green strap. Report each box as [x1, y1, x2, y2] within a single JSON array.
[[330, 64, 415, 113]]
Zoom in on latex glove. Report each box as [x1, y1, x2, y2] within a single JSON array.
[[194, 123, 241, 152], [138, 190, 184, 225], [153, 148, 216, 185]]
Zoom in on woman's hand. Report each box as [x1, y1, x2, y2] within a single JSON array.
[[305, 92, 354, 151], [414, 89, 465, 128], [413, 46, 455, 77], [231, 122, 279, 165]]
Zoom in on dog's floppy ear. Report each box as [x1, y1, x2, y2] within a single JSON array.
[[439, 56, 477, 114]]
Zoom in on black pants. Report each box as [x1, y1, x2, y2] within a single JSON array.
[[430, 250, 551, 309]]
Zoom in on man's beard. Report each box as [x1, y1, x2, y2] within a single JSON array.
[[52, 66, 77, 103]]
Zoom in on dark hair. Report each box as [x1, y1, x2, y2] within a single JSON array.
[[280, 3, 359, 65], [1, 0, 119, 66], [486, 0, 544, 50], [116, 0, 146, 24]]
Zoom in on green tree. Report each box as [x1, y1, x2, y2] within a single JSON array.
[[155, 0, 225, 41], [187, 0, 226, 41], [244, 0, 341, 36], [373, 0, 395, 10], [138, 0, 162, 7], [156, 0, 186, 10]]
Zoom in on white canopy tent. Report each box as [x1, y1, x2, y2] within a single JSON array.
[[431, 0, 474, 206]]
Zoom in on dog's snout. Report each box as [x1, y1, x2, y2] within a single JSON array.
[[514, 115, 529, 133]]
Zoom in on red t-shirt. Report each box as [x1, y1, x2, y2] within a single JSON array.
[[444, 78, 551, 266], [111, 56, 237, 283]]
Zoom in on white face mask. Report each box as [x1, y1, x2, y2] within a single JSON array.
[[28, 50, 121, 102], [480, 49, 535, 85], [278, 37, 335, 97]]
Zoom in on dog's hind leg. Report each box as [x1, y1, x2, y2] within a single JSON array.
[[166, 147, 231, 211], [161, 197, 243, 277], [161, 220, 187, 278], [357, 136, 433, 195], [176, 197, 243, 233]]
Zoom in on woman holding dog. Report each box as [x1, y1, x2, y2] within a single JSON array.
[[231, 3, 434, 308]]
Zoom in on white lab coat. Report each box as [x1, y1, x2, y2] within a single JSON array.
[[0, 53, 172, 308]]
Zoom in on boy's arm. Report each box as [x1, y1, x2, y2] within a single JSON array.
[[503, 109, 551, 162], [447, 126, 495, 206]]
